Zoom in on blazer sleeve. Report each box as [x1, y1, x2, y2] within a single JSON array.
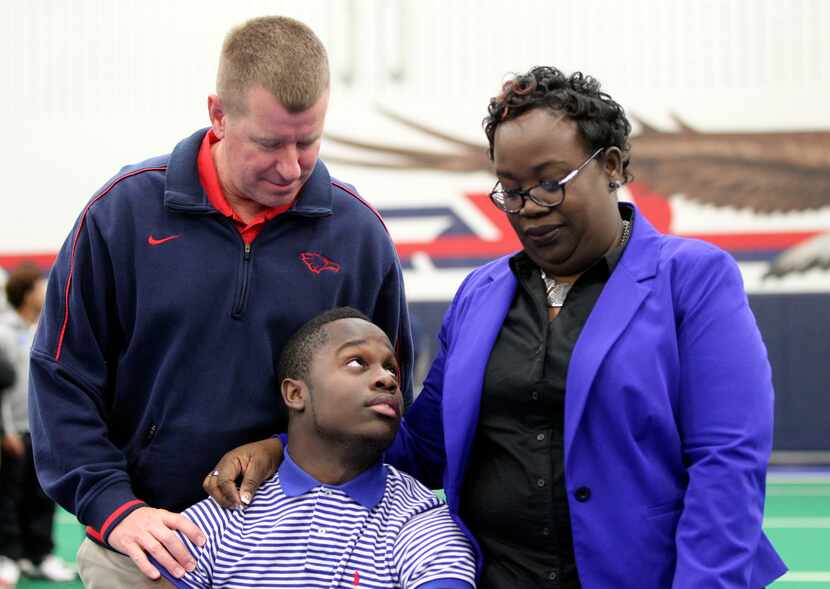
[[671, 246, 774, 588], [385, 282, 471, 489], [29, 204, 146, 544]]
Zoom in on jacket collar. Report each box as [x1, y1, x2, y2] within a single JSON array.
[[615, 202, 660, 282], [279, 449, 387, 510], [163, 128, 334, 217]]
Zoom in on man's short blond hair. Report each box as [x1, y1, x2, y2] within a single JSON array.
[[217, 16, 329, 114]]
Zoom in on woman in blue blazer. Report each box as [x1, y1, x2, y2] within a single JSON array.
[[211, 66, 786, 588], [386, 66, 786, 588]]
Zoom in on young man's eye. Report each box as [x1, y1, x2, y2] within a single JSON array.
[[346, 358, 365, 368]]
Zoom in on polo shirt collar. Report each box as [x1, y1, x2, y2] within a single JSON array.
[[279, 449, 387, 510]]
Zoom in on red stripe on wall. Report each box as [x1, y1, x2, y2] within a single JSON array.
[[1, 230, 822, 269], [0, 253, 57, 271]]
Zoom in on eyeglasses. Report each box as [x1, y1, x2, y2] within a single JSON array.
[[489, 148, 604, 214]]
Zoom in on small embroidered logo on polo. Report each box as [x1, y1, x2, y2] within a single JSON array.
[[352, 570, 360, 585], [300, 252, 341, 274], [147, 234, 181, 246]]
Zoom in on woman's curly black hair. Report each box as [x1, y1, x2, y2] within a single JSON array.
[[484, 66, 633, 183]]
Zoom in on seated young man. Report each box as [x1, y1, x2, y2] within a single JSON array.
[[157, 307, 476, 589]]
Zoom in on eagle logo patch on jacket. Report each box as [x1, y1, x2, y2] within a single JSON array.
[[299, 252, 341, 274]]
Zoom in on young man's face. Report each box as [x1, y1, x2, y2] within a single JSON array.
[[302, 318, 402, 448]]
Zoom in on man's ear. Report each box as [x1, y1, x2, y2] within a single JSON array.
[[281, 378, 307, 412], [207, 94, 227, 140]]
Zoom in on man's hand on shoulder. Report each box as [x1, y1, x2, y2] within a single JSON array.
[[108, 506, 206, 580], [203, 437, 283, 509]]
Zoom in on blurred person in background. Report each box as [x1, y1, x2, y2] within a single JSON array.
[[28, 15, 411, 589], [210, 66, 787, 588], [0, 263, 76, 587], [0, 268, 14, 400]]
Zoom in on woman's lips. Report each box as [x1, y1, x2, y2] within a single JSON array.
[[524, 224, 563, 245]]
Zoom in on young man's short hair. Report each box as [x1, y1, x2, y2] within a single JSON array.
[[217, 15, 330, 114], [277, 307, 372, 385], [4, 262, 42, 311]]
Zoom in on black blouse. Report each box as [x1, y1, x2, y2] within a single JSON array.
[[460, 213, 631, 589]]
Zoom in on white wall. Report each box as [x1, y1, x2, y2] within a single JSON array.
[[3, 0, 829, 252]]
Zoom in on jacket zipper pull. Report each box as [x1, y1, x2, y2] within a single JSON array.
[[144, 424, 158, 445]]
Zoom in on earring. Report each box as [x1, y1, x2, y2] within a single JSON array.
[[608, 180, 622, 191]]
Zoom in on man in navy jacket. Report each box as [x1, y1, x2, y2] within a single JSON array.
[[28, 16, 412, 588]]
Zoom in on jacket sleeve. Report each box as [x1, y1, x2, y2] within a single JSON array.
[[671, 246, 775, 587], [385, 287, 467, 489], [29, 205, 146, 544]]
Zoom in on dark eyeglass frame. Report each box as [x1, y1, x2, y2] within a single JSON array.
[[489, 148, 605, 214]]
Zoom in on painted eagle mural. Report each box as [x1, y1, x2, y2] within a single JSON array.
[[324, 108, 830, 277]]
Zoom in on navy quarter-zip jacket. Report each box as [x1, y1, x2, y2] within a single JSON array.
[[29, 128, 413, 545]]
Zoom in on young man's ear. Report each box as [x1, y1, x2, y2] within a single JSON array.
[[281, 378, 308, 412]]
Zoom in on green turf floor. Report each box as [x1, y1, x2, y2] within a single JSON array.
[[19, 473, 830, 588]]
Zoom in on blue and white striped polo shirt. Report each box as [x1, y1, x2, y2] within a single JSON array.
[[163, 452, 476, 588]]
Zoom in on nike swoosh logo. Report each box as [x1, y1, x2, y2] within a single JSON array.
[[147, 234, 181, 246]]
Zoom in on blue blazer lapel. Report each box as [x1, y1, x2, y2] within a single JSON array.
[[564, 207, 661, 455], [442, 260, 517, 506]]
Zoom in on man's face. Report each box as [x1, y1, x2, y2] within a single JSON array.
[[208, 85, 329, 213], [301, 318, 402, 448]]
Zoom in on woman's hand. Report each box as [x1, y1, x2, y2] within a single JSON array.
[[203, 437, 284, 509]]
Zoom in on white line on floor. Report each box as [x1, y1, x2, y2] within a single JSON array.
[[764, 517, 830, 528]]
